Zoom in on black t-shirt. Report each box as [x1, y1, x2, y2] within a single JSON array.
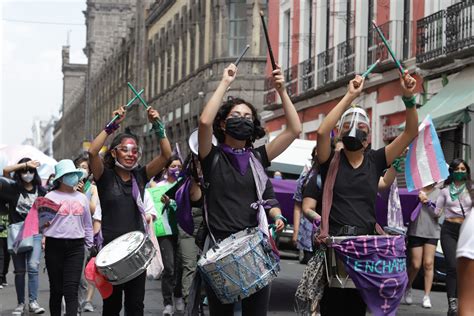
[[302, 174, 322, 215], [96, 166, 148, 244], [201, 145, 278, 240], [320, 148, 387, 235]]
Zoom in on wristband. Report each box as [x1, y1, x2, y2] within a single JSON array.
[[151, 120, 166, 139], [104, 122, 120, 135], [402, 95, 417, 108], [274, 214, 287, 224], [391, 157, 403, 173]]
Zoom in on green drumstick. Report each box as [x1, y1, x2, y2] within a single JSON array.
[[127, 82, 150, 110], [362, 59, 381, 79], [371, 20, 404, 75], [106, 89, 144, 128]]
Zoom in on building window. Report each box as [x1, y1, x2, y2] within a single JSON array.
[[282, 10, 291, 70], [175, 106, 182, 119], [229, 0, 246, 56], [167, 111, 173, 122], [184, 102, 190, 114], [167, 49, 172, 88], [403, 0, 411, 59]]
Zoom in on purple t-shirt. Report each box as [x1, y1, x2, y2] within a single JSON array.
[[43, 190, 93, 248]]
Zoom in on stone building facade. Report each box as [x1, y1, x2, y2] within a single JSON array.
[[142, 0, 269, 161], [54, 0, 270, 162]]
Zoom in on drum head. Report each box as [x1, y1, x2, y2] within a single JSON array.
[[96, 231, 145, 267]]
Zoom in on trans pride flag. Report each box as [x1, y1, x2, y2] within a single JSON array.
[[405, 115, 449, 192]]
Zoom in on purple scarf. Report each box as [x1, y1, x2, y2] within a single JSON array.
[[175, 177, 194, 235], [219, 144, 251, 176]]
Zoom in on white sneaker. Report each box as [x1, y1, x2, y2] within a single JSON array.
[[422, 295, 432, 308], [28, 301, 45, 314], [163, 304, 174, 315], [404, 288, 413, 305], [174, 297, 185, 312], [12, 303, 25, 314]]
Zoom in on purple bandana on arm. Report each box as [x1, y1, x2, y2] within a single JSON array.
[[219, 144, 251, 176], [331, 235, 408, 316]]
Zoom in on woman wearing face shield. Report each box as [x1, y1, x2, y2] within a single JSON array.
[[315, 71, 419, 315], [88, 106, 172, 316], [1, 158, 46, 314], [197, 63, 301, 315]]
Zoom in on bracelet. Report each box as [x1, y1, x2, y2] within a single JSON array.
[[402, 95, 417, 108], [274, 214, 287, 224], [151, 120, 166, 139], [104, 122, 120, 135]]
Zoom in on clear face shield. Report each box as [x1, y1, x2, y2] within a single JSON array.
[[337, 107, 371, 151]]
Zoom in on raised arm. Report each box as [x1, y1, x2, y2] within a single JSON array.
[[316, 76, 364, 164], [88, 106, 126, 181], [265, 66, 302, 161], [385, 71, 418, 166], [3, 160, 40, 178], [378, 166, 397, 191], [145, 107, 172, 180], [198, 64, 237, 160]]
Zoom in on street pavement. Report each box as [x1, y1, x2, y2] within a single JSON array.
[[0, 256, 449, 315]]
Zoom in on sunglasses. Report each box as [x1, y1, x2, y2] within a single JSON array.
[[21, 168, 36, 174]]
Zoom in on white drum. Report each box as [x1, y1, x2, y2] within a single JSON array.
[[95, 231, 156, 285]]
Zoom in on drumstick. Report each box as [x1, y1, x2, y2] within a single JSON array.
[[106, 89, 144, 128], [371, 20, 404, 75], [361, 59, 380, 79], [228, 44, 250, 77], [127, 82, 150, 110], [260, 11, 277, 70], [259, 10, 281, 89]]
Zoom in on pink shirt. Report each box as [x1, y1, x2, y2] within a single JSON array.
[[43, 190, 93, 248], [435, 186, 472, 219]]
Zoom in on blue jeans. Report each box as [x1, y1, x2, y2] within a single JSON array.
[[12, 234, 42, 304]]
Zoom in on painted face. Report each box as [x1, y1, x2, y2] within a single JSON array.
[[113, 138, 141, 169]]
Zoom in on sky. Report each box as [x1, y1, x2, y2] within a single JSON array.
[[1, 0, 87, 145]]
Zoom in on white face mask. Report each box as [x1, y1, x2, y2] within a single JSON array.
[[115, 160, 138, 171], [21, 172, 34, 183]]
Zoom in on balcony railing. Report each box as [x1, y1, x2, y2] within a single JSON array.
[[416, 10, 445, 63], [299, 57, 315, 94], [446, 0, 474, 54], [317, 47, 335, 87], [416, 0, 473, 65], [263, 76, 277, 106], [368, 21, 391, 66], [336, 37, 356, 80], [284, 64, 299, 97]]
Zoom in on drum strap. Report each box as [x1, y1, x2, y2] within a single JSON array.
[[131, 176, 150, 235]]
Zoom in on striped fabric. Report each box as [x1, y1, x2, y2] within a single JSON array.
[[405, 115, 449, 192]]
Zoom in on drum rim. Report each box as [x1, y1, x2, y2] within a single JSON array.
[[96, 230, 147, 267]]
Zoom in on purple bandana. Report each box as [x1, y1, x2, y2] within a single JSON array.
[[175, 177, 194, 235], [331, 236, 408, 316], [219, 144, 251, 176]]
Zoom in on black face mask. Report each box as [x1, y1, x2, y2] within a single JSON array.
[[225, 117, 254, 141], [341, 129, 368, 151]]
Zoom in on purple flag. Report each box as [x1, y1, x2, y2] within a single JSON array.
[[331, 236, 408, 316]]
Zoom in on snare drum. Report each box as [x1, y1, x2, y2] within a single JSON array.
[[95, 231, 156, 285], [325, 236, 356, 288], [198, 228, 280, 304]]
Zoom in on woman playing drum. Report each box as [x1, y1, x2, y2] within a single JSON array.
[[197, 62, 301, 315], [315, 71, 418, 315], [88, 105, 171, 316]]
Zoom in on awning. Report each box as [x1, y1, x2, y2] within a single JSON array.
[[400, 66, 474, 130], [267, 138, 315, 175]]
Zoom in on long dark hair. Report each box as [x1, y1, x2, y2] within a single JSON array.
[[445, 158, 471, 188], [13, 157, 42, 189], [213, 97, 266, 147], [103, 131, 140, 169]]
